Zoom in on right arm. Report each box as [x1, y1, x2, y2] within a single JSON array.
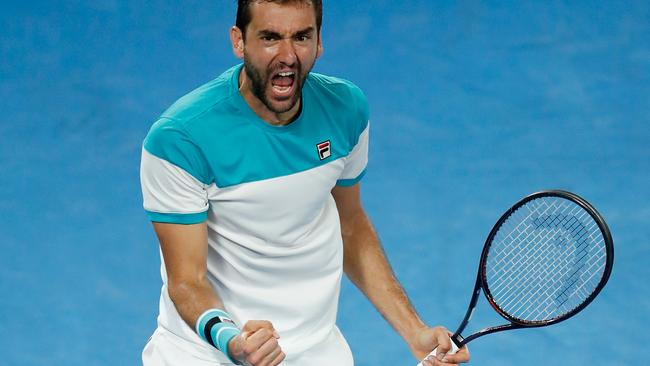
[[142, 119, 284, 365], [152, 222, 285, 365], [154, 222, 222, 325]]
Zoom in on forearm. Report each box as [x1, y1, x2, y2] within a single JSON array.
[[342, 211, 426, 344], [168, 277, 225, 329], [153, 221, 226, 330]]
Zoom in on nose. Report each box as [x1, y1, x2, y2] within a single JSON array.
[[276, 39, 297, 66]]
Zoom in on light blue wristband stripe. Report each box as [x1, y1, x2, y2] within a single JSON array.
[[213, 325, 240, 361], [195, 309, 228, 339], [195, 309, 240, 363]]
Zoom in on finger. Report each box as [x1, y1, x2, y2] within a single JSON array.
[[268, 349, 286, 366], [428, 356, 453, 366], [249, 336, 280, 365], [242, 320, 275, 333], [421, 355, 435, 366], [440, 346, 470, 364], [241, 321, 280, 340], [435, 336, 453, 361], [431, 357, 460, 366], [242, 328, 275, 355], [436, 361, 459, 366], [256, 342, 283, 366]]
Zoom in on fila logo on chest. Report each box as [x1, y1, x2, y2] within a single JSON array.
[[316, 140, 331, 160]]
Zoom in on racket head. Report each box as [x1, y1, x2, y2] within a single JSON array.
[[479, 190, 614, 327]]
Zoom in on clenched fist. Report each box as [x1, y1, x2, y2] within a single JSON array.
[[228, 320, 286, 366]]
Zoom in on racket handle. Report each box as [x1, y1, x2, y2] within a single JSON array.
[[415, 338, 460, 366]]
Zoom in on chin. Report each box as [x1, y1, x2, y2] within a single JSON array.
[[266, 95, 300, 114]]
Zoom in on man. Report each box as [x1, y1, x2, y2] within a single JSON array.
[[140, 1, 470, 365]]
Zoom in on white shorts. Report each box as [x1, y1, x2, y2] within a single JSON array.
[[142, 326, 354, 366]]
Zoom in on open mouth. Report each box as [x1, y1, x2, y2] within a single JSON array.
[[270, 70, 296, 98]]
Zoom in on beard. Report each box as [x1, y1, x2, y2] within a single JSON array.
[[242, 53, 310, 114]]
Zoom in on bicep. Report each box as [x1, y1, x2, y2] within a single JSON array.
[[332, 183, 363, 224], [153, 221, 208, 284], [332, 183, 371, 244]]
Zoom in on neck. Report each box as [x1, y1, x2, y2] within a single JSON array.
[[238, 68, 301, 126]]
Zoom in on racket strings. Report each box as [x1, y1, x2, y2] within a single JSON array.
[[489, 212, 597, 301], [492, 201, 605, 319], [487, 201, 582, 294], [492, 229, 585, 317], [495, 210, 603, 318], [485, 197, 607, 322], [488, 201, 590, 288]]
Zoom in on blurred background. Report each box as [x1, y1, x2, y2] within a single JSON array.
[[1, 1, 648, 365]]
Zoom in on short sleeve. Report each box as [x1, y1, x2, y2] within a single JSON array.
[[140, 118, 213, 224], [336, 122, 369, 186], [336, 83, 369, 187]]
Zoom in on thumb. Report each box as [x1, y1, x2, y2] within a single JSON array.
[[242, 320, 275, 333], [435, 335, 455, 361], [228, 331, 247, 356]]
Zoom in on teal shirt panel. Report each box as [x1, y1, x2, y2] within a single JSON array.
[[144, 64, 369, 189]]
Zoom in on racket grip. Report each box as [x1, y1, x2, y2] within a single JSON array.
[[415, 338, 459, 366]]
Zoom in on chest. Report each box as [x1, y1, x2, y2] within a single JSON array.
[[206, 159, 344, 242]]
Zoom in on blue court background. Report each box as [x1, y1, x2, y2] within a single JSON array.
[[1, 1, 648, 365]]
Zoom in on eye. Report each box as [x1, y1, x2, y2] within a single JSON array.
[[260, 34, 279, 42], [295, 35, 311, 42]]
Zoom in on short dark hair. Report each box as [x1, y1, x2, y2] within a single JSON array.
[[236, 0, 323, 38]]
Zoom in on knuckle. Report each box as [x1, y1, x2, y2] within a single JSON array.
[[271, 352, 285, 366], [247, 354, 260, 365], [267, 337, 278, 347], [258, 328, 271, 338], [243, 344, 256, 355]]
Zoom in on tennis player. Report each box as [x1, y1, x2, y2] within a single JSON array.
[[140, 1, 470, 365]]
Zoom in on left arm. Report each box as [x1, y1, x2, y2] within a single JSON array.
[[332, 184, 469, 365]]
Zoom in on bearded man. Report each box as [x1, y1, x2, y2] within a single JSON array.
[[140, 1, 470, 365]]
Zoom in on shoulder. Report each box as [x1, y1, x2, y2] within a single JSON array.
[[307, 73, 369, 118], [141, 65, 242, 183], [143, 117, 189, 156], [306, 73, 370, 141], [159, 65, 241, 128], [142, 116, 213, 185], [143, 65, 242, 158], [307, 72, 365, 97]]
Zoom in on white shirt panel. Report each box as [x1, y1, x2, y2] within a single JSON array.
[[339, 123, 370, 181], [140, 148, 209, 215], [157, 161, 346, 356]]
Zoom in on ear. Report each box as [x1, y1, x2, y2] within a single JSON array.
[[316, 30, 324, 59], [230, 26, 245, 59]]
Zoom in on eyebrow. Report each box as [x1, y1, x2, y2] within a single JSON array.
[[257, 26, 315, 39]]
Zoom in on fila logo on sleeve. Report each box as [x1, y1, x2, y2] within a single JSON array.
[[316, 140, 331, 160]]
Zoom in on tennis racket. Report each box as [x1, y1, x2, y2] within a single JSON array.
[[417, 190, 614, 365]]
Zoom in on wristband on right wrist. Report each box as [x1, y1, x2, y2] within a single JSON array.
[[195, 309, 241, 363]]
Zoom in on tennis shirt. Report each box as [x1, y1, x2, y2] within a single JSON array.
[[140, 64, 369, 363]]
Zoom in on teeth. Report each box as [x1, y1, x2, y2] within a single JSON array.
[[278, 72, 295, 77]]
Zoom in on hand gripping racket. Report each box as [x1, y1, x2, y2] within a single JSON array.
[[417, 190, 614, 365]]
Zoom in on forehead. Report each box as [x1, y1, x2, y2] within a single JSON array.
[[247, 1, 317, 34]]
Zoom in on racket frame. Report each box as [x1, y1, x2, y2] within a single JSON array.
[[450, 190, 614, 347]]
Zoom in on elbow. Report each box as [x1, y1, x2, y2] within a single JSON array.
[[167, 276, 206, 303]]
